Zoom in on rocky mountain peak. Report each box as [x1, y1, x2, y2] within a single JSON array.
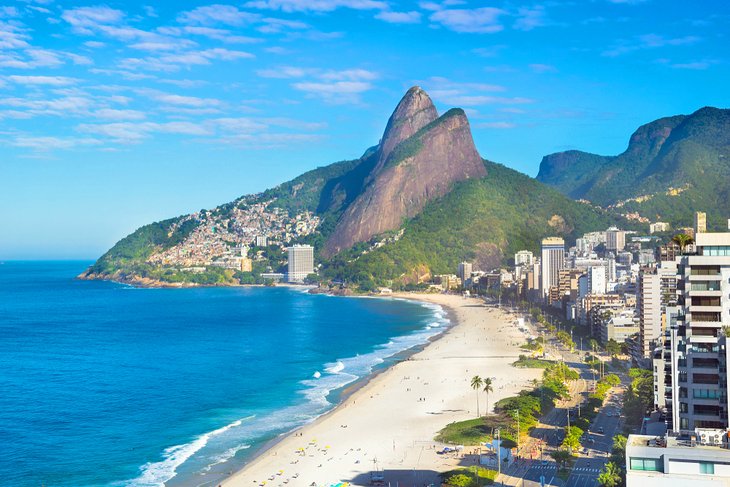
[[377, 86, 439, 166], [323, 88, 486, 257]]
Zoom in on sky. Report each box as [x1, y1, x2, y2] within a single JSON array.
[[1, 0, 728, 259]]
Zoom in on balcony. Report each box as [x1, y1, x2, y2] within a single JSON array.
[[688, 274, 723, 281]]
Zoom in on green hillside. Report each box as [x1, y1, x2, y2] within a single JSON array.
[[536, 107, 730, 228], [321, 160, 630, 289]]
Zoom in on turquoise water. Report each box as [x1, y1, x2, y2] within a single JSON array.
[[0, 262, 448, 487]]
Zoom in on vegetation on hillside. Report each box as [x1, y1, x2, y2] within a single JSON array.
[[321, 160, 630, 289], [537, 107, 730, 228]]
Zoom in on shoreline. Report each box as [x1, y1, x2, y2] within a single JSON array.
[[215, 292, 542, 487], [206, 301, 457, 487]]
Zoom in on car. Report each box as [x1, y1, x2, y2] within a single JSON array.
[[542, 460, 549, 466], [598, 427, 605, 434], [587, 438, 595, 444]]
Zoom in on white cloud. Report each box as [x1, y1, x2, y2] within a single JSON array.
[[603, 34, 701, 57], [0, 21, 31, 49], [245, 0, 388, 12], [92, 108, 147, 121], [140, 90, 224, 108], [77, 121, 212, 143], [178, 4, 260, 26], [11, 135, 102, 151], [257, 66, 309, 78], [375, 11, 421, 24], [320, 68, 378, 81], [258, 17, 309, 33], [120, 48, 254, 72], [62, 6, 125, 35], [513, 6, 546, 31], [670, 60, 714, 70], [6, 75, 78, 86], [424, 77, 531, 107], [292, 81, 373, 103], [529, 63, 557, 73], [430, 8, 505, 34], [478, 121, 516, 129]]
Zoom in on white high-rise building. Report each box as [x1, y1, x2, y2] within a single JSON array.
[[638, 262, 677, 359], [286, 244, 314, 283], [255, 235, 268, 247], [654, 229, 730, 432], [606, 227, 626, 252], [588, 266, 607, 295], [541, 237, 564, 298], [514, 250, 534, 267]]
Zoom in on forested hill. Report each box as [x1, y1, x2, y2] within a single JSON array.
[[537, 106, 730, 229], [82, 87, 633, 289]]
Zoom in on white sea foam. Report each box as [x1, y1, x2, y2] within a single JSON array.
[[125, 418, 245, 487], [325, 360, 345, 374], [203, 444, 251, 471], [124, 299, 450, 486]]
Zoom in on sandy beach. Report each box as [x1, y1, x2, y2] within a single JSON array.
[[222, 293, 542, 487]]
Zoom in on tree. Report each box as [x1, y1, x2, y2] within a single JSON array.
[[444, 473, 471, 487], [611, 435, 627, 466], [605, 339, 622, 357], [672, 233, 694, 255], [597, 462, 622, 487], [551, 449, 573, 470], [471, 375, 483, 417], [483, 377, 494, 416], [561, 426, 583, 452]]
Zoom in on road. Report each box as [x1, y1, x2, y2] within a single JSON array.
[[495, 314, 626, 487]]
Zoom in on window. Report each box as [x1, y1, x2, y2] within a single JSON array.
[[694, 389, 721, 399], [701, 246, 730, 256], [691, 281, 721, 291], [700, 462, 715, 474], [691, 266, 721, 276], [630, 457, 662, 472]]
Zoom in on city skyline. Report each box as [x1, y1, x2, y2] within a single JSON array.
[[1, 0, 729, 258]]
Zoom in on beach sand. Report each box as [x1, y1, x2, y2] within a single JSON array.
[[222, 293, 542, 487]]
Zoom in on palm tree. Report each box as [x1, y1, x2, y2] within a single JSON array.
[[471, 375, 483, 417], [483, 377, 494, 416], [597, 462, 622, 487], [672, 233, 694, 255]]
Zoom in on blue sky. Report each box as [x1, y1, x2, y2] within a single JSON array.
[[1, 0, 728, 259]]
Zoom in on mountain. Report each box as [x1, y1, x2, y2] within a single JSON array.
[[537, 107, 730, 228], [323, 87, 486, 257], [83, 87, 627, 288]]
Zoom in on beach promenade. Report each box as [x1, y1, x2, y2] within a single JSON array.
[[222, 293, 542, 487]]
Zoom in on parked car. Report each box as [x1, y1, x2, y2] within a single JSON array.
[[598, 427, 605, 434]]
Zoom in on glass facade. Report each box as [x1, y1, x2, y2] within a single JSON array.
[[630, 457, 663, 471], [701, 246, 730, 256]]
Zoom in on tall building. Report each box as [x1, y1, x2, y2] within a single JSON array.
[[514, 250, 534, 267], [255, 235, 268, 247], [457, 262, 473, 285], [650, 222, 671, 234], [656, 230, 730, 432], [541, 237, 565, 298], [286, 244, 314, 283], [695, 211, 707, 235], [588, 266, 607, 295], [638, 262, 677, 359], [606, 227, 626, 252]]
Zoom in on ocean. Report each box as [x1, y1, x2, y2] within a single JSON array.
[[0, 261, 449, 487]]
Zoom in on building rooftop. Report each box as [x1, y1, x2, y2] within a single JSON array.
[[629, 432, 730, 453]]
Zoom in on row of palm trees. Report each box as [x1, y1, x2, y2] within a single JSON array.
[[470, 375, 494, 417]]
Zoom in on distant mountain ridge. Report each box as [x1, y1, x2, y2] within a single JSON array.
[[83, 87, 628, 288], [537, 107, 730, 228]]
